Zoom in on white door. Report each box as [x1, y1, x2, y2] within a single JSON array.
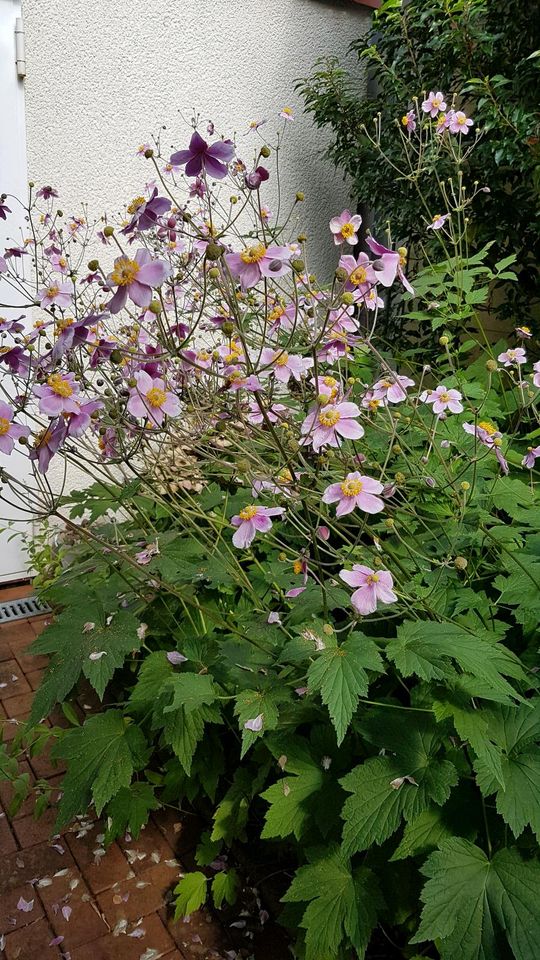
[[0, 0, 31, 583]]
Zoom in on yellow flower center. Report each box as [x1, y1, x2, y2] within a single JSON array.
[[273, 350, 289, 367], [239, 505, 258, 521], [323, 376, 338, 388], [0, 418, 10, 436], [228, 370, 244, 383], [127, 196, 146, 215], [439, 392, 450, 402], [340, 222, 355, 238], [398, 246, 407, 265], [350, 266, 367, 285], [456, 115, 466, 125], [368, 399, 381, 411], [433, 97, 442, 108], [146, 386, 167, 408], [197, 350, 211, 362], [47, 373, 73, 398], [277, 468, 293, 484], [366, 573, 380, 585], [268, 306, 285, 322], [240, 243, 267, 264], [478, 421, 496, 435], [436, 114, 447, 128], [318, 408, 341, 427], [401, 114, 410, 126], [340, 478, 363, 497], [55, 317, 74, 334], [293, 559, 304, 575], [58, 257, 67, 268], [111, 257, 140, 286], [46, 284, 60, 299], [520, 326, 531, 335], [281, 107, 293, 116]]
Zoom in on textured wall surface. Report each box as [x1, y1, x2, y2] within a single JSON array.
[[21, 0, 368, 278]]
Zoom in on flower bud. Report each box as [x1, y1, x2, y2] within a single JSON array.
[[392, 444, 402, 455], [260, 145, 271, 158], [439, 335, 449, 346], [230, 195, 238, 204], [395, 472, 406, 484], [297, 234, 307, 243], [486, 358, 497, 372], [295, 192, 305, 202], [144, 148, 154, 158], [103, 225, 114, 237], [384, 517, 395, 528], [454, 556, 468, 570], [110, 349, 123, 364], [222, 321, 235, 335], [205, 242, 223, 261], [268, 258, 284, 272], [341, 292, 354, 305], [335, 266, 348, 282], [316, 525, 330, 541], [291, 259, 305, 273], [148, 300, 161, 314], [208, 266, 220, 279], [87, 259, 99, 271], [460, 481, 470, 491]]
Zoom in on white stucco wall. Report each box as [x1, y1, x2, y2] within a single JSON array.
[[21, 0, 369, 278]]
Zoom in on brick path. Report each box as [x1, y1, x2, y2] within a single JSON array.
[[0, 584, 260, 960]]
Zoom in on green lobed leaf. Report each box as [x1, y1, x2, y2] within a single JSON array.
[[307, 633, 383, 745], [282, 845, 381, 960], [212, 869, 240, 909], [412, 839, 540, 960], [51, 710, 149, 828], [104, 782, 160, 843], [173, 871, 208, 919]]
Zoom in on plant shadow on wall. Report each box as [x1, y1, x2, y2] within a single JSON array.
[[298, 0, 540, 342], [1, 100, 540, 960]]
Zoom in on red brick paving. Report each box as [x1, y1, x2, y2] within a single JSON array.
[[0, 586, 235, 960]]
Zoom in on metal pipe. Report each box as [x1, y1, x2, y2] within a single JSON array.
[[15, 17, 26, 79]]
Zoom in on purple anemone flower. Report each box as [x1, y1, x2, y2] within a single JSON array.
[[245, 166, 270, 190], [66, 399, 103, 437], [36, 186, 59, 200], [121, 187, 171, 236], [0, 344, 32, 375], [0, 202, 12, 221], [29, 419, 67, 473], [170, 131, 235, 180], [107, 249, 171, 314], [0, 400, 30, 454]]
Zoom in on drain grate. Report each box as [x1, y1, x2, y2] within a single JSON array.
[[0, 595, 51, 624]]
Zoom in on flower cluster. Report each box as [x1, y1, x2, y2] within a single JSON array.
[[0, 95, 537, 629]]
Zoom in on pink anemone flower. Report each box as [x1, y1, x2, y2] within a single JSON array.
[[0, 400, 30, 454], [448, 111, 474, 135], [33, 372, 81, 416], [107, 249, 171, 314], [365, 236, 414, 294], [330, 210, 362, 246], [301, 401, 364, 452], [226, 243, 291, 289], [422, 91, 447, 117], [231, 504, 285, 548], [497, 348, 527, 367], [372, 375, 415, 405], [339, 253, 377, 295], [427, 214, 450, 231], [322, 472, 385, 517], [38, 281, 72, 309], [339, 564, 397, 615], [463, 421, 509, 474], [259, 347, 313, 383], [420, 385, 464, 414], [127, 370, 181, 427], [522, 446, 540, 469]]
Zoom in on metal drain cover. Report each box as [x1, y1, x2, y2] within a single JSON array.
[[0, 595, 51, 624]]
